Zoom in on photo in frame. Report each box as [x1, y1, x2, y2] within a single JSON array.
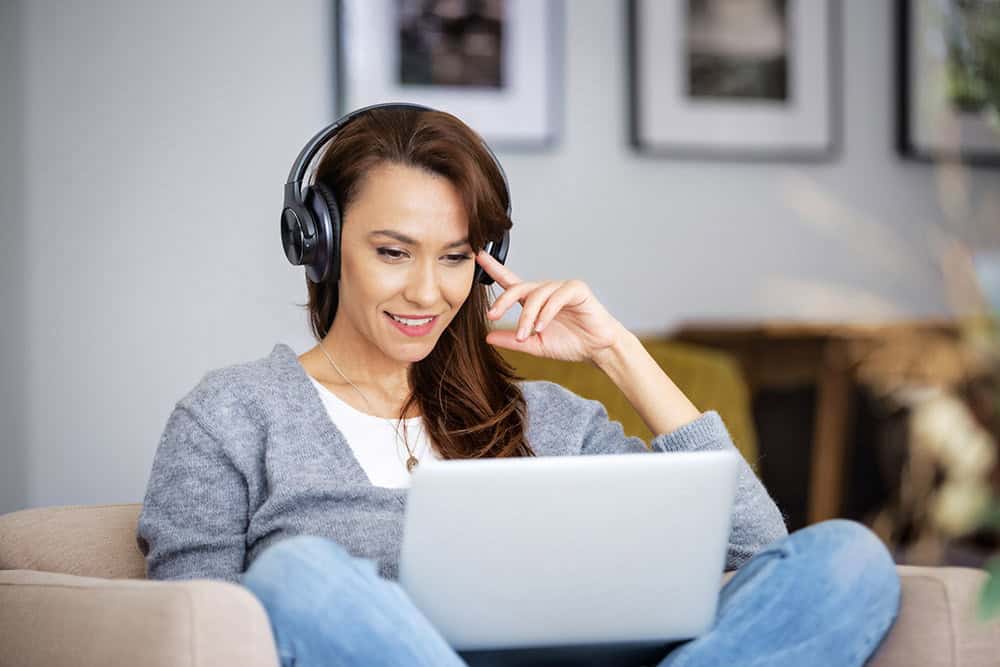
[[897, 0, 1000, 166], [334, 0, 563, 150], [628, 0, 840, 160]]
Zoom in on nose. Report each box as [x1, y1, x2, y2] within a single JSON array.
[[402, 255, 442, 309]]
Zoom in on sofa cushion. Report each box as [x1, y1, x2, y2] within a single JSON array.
[[868, 565, 1000, 667]]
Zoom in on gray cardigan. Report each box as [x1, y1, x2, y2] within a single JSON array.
[[136, 343, 788, 584]]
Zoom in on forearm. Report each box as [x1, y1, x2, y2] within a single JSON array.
[[591, 327, 702, 437]]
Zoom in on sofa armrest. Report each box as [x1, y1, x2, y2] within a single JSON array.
[[0, 569, 280, 667], [869, 565, 1000, 667]]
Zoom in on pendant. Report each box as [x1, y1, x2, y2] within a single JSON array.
[[406, 455, 419, 473]]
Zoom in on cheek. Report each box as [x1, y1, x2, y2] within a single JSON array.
[[445, 268, 476, 304], [347, 257, 402, 298]]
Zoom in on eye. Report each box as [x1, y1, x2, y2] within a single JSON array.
[[378, 248, 471, 263], [377, 248, 407, 260]]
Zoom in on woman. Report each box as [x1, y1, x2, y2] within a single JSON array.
[[136, 105, 901, 666]]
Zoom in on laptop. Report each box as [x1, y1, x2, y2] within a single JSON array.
[[398, 449, 739, 666]]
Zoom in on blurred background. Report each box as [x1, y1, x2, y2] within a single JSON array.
[[0, 0, 998, 574]]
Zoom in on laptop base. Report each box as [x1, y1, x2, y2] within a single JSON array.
[[458, 639, 686, 667]]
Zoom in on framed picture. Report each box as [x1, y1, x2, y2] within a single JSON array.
[[897, 0, 1000, 166], [334, 0, 563, 150], [628, 0, 840, 160]]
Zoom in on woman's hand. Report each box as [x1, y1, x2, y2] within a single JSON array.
[[476, 249, 629, 363]]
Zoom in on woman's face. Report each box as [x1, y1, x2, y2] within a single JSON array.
[[335, 161, 476, 364]]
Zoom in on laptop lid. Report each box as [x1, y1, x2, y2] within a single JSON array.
[[399, 449, 739, 652]]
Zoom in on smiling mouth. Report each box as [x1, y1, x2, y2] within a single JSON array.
[[385, 312, 438, 325]]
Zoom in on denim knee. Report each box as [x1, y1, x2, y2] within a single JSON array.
[[247, 534, 348, 573], [241, 535, 464, 667], [789, 519, 901, 614], [792, 520, 894, 567], [241, 535, 379, 606]]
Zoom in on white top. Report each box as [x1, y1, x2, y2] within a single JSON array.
[[307, 376, 440, 488]]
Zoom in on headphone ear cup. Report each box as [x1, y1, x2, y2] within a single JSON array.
[[304, 183, 341, 283], [476, 228, 510, 286]]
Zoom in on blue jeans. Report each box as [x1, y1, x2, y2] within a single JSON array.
[[241, 519, 901, 666]]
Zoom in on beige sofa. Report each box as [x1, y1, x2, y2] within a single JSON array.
[[1, 503, 998, 666]]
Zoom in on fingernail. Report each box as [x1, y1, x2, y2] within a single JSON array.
[[535, 321, 545, 332], [516, 329, 525, 341]]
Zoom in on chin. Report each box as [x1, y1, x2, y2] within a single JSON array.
[[385, 333, 440, 358], [394, 346, 436, 365]]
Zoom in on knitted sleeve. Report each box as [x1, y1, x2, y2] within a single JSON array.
[[136, 396, 250, 584]]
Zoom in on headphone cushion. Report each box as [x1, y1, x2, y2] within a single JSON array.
[[308, 182, 342, 283]]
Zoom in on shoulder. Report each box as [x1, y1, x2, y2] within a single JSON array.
[[174, 345, 284, 436], [517, 379, 614, 456], [519, 379, 606, 419]]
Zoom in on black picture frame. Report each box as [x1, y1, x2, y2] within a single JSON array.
[[627, 0, 842, 162], [896, 0, 1000, 167]]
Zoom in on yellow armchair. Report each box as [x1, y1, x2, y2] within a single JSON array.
[[497, 336, 759, 472]]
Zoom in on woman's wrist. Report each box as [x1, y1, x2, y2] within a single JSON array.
[[591, 327, 703, 437], [588, 324, 639, 375]]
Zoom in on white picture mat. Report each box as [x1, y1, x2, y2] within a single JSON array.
[[908, 0, 1000, 154], [339, 0, 557, 145], [635, 0, 832, 152]]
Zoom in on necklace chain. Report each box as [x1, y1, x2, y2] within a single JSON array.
[[317, 341, 420, 473]]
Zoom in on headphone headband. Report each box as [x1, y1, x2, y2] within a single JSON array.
[[285, 102, 511, 218], [285, 103, 431, 197]]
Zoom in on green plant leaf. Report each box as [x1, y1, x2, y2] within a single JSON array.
[[978, 556, 1000, 622]]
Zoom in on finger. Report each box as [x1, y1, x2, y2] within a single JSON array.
[[487, 281, 542, 320], [486, 328, 545, 355], [534, 281, 583, 332], [476, 249, 522, 289], [515, 282, 563, 341]]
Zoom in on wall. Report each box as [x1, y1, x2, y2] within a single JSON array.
[[1, 0, 28, 513], [1, 0, 997, 513]]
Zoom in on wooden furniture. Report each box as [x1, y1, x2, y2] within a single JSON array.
[[671, 319, 962, 525]]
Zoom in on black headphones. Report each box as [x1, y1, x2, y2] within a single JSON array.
[[280, 102, 511, 286]]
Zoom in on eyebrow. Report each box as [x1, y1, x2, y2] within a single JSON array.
[[368, 229, 471, 249]]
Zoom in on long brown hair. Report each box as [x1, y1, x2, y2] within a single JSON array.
[[304, 107, 534, 460]]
